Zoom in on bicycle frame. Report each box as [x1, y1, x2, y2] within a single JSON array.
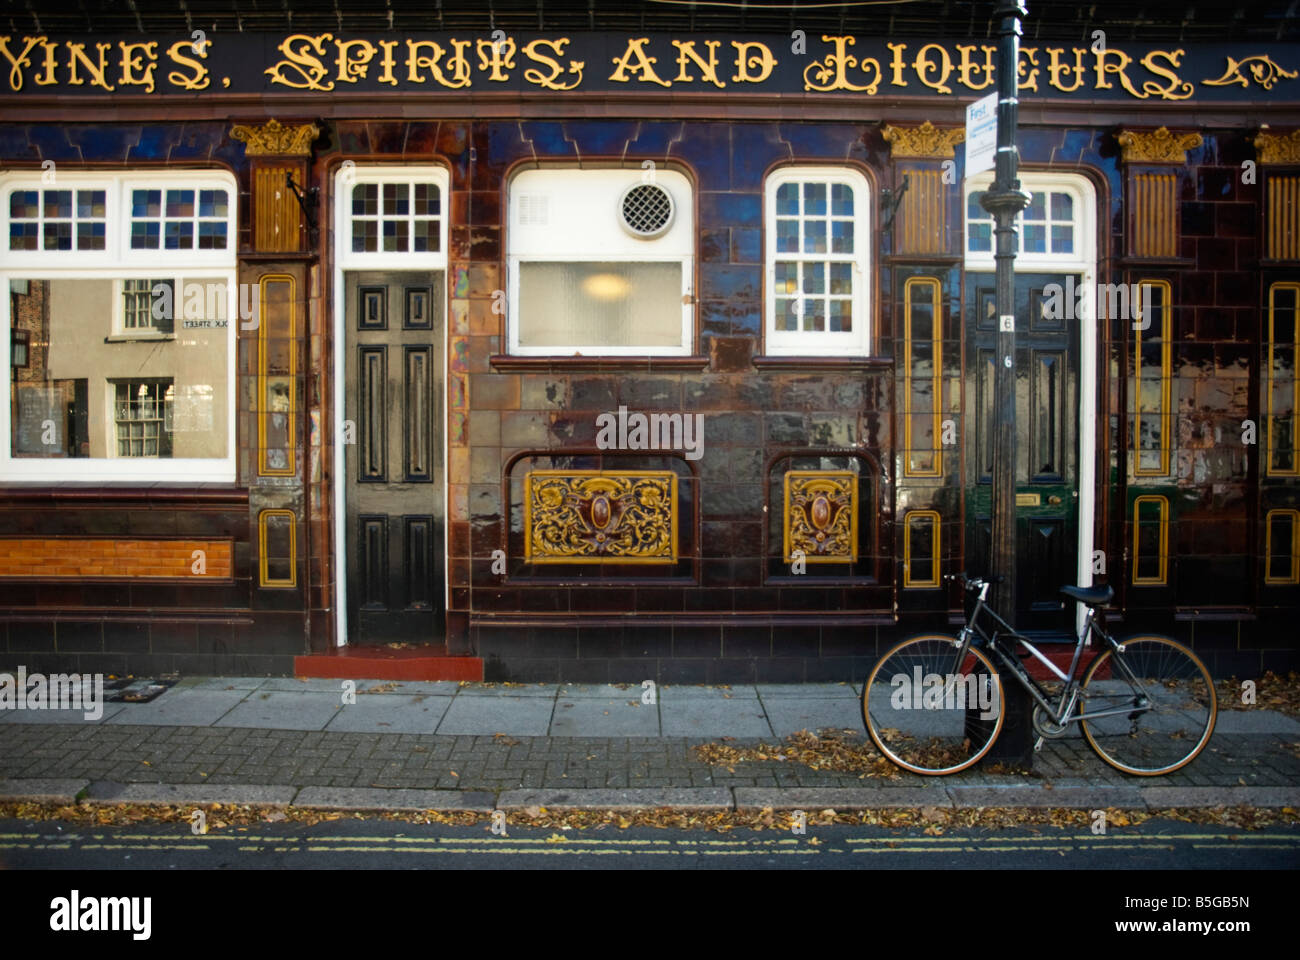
[[953, 580, 1151, 729]]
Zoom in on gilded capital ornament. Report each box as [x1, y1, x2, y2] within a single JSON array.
[[881, 121, 966, 159], [1253, 128, 1300, 165], [230, 118, 321, 156], [1116, 126, 1203, 164]]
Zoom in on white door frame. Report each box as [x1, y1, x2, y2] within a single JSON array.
[[331, 164, 451, 647], [964, 171, 1099, 635]]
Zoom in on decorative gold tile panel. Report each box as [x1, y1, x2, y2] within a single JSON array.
[[230, 118, 320, 156], [783, 470, 857, 563], [1266, 176, 1300, 261], [524, 471, 677, 564], [898, 168, 946, 255], [1254, 128, 1300, 165], [253, 164, 303, 252], [881, 121, 965, 159], [1131, 173, 1178, 258]]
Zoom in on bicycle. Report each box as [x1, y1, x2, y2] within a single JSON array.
[[861, 573, 1217, 776]]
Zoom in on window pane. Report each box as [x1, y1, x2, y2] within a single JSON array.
[[776, 218, 799, 253], [413, 218, 438, 252], [44, 190, 72, 218], [775, 298, 797, 332], [968, 222, 992, 252], [1051, 192, 1073, 221], [383, 183, 408, 216], [803, 183, 826, 216], [77, 190, 106, 218], [1050, 225, 1073, 254], [10, 278, 226, 458], [132, 189, 161, 218], [802, 262, 825, 295], [352, 219, 377, 253], [198, 189, 228, 217], [776, 182, 799, 216], [831, 183, 854, 216], [164, 221, 193, 250], [829, 262, 853, 295], [382, 219, 409, 252], [352, 183, 377, 216], [967, 193, 985, 220], [413, 183, 440, 216], [198, 221, 227, 250], [9, 223, 37, 249], [829, 298, 852, 332], [802, 298, 825, 332], [1027, 191, 1046, 220], [774, 261, 798, 295], [831, 219, 854, 254], [43, 222, 72, 250], [10, 190, 39, 218], [517, 261, 683, 349], [165, 190, 194, 218], [803, 220, 826, 254], [1023, 224, 1045, 253]]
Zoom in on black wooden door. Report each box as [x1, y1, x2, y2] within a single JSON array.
[[344, 271, 445, 644], [965, 271, 1080, 635]]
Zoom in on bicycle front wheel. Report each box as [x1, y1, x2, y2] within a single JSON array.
[[862, 635, 1005, 775], [1079, 636, 1216, 776]]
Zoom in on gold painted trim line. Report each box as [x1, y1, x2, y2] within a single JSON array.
[[1133, 279, 1172, 477], [257, 274, 297, 477], [902, 509, 941, 589], [903, 276, 943, 478], [1264, 508, 1300, 585], [258, 508, 297, 588], [1267, 282, 1300, 476], [1131, 494, 1169, 586]]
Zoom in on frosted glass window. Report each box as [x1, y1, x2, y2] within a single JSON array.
[[517, 262, 683, 349]]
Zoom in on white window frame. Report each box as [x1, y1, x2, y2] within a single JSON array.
[[1, 169, 237, 483], [764, 166, 871, 357], [110, 277, 177, 339], [506, 167, 695, 357], [964, 172, 1093, 267], [334, 165, 449, 271]]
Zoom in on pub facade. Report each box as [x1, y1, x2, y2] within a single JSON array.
[[1, 3, 1298, 682]]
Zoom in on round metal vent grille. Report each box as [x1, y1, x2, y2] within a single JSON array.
[[619, 182, 674, 239]]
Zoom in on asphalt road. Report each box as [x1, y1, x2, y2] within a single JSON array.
[[1, 816, 1297, 870]]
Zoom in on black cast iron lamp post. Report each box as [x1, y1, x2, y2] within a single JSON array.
[[978, 0, 1034, 764]]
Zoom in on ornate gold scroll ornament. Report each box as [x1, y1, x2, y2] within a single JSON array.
[[881, 121, 966, 159], [524, 470, 677, 563], [783, 470, 858, 563], [230, 118, 321, 156], [1116, 126, 1203, 164]]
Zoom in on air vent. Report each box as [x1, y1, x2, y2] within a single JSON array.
[[619, 182, 674, 239], [517, 193, 549, 226]]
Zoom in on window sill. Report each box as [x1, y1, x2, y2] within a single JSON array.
[[753, 355, 892, 371], [490, 354, 710, 372], [104, 333, 175, 343]]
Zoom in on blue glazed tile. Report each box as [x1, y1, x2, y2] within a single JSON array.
[[627, 122, 684, 157], [519, 121, 575, 157], [700, 191, 761, 228], [731, 124, 790, 189], [777, 123, 864, 159], [129, 125, 181, 161], [561, 120, 640, 157], [731, 226, 761, 264], [168, 124, 223, 160], [0, 126, 37, 160], [728, 301, 761, 336], [28, 126, 81, 161], [1055, 129, 1097, 166], [66, 125, 142, 162], [486, 122, 535, 165], [700, 264, 760, 300], [700, 228, 729, 263], [670, 123, 732, 189], [1019, 128, 1065, 164], [699, 301, 732, 337]]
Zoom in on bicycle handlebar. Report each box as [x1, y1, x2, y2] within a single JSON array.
[[943, 572, 1006, 590]]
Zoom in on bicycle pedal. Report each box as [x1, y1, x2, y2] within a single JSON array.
[[1034, 736, 1044, 752]]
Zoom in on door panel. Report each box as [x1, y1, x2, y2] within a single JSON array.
[[965, 271, 1080, 635], [345, 271, 445, 644]]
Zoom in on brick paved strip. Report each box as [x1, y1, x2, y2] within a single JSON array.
[[498, 788, 733, 811], [0, 778, 89, 804], [946, 785, 1146, 809], [1139, 786, 1300, 808], [293, 787, 495, 813], [83, 782, 296, 806], [734, 787, 952, 811]]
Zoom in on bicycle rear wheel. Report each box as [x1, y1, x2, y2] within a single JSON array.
[[862, 635, 1005, 775], [1079, 636, 1216, 776]]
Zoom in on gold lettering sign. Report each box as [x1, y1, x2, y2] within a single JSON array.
[[0, 32, 1292, 101], [524, 471, 677, 564]]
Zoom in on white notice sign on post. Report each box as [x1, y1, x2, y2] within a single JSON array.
[[965, 91, 998, 176]]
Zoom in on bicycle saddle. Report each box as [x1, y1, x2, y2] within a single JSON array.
[[1058, 583, 1114, 606]]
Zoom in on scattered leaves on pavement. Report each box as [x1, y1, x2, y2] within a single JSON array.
[[692, 728, 901, 779], [1217, 671, 1300, 717]]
